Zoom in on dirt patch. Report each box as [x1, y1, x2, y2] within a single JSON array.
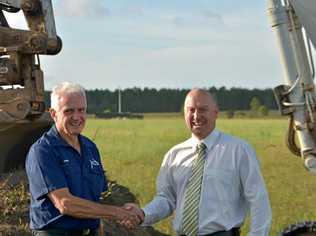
[[0, 171, 30, 236], [0, 171, 169, 236]]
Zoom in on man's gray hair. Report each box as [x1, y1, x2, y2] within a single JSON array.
[[51, 81, 86, 110]]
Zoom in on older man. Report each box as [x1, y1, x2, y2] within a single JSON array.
[[125, 88, 272, 236], [26, 82, 140, 236]]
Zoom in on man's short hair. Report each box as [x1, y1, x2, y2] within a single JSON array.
[[51, 81, 86, 110], [185, 88, 217, 105]]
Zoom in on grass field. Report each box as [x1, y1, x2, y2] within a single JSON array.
[[82, 116, 316, 236]]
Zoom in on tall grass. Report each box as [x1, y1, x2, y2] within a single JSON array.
[[83, 117, 316, 236]]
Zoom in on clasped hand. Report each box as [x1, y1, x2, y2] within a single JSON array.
[[117, 203, 144, 230]]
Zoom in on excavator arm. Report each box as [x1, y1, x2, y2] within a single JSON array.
[[268, 0, 316, 234], [0, 0, 61, 120], [268, 0, 316, 173], [0, 0, 61, 172]]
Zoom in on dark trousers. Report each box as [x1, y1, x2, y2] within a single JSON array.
[[32, 228, 97, 236], [181, 227, 240, 236]]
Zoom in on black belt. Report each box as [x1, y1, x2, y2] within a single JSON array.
[[181, 227, 240, 236], [32, 228, 96, 236]]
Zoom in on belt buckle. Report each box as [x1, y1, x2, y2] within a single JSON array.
[[82, 229, 90, 236]]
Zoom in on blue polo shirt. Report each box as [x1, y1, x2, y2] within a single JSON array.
[[25, 125, 107, 230]]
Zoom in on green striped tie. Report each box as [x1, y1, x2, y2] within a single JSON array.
[[181, 142, 207, 236]]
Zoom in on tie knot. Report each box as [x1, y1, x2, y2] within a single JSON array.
[[197, 142, 207, 153]]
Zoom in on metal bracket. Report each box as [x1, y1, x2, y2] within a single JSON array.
[[273, 84, 296, 115]]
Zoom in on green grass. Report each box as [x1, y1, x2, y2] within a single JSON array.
[[83, 117, 316, 236]]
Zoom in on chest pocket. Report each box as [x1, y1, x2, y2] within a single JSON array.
[[57, 148, 81, 176], [61, 161, 81, 174], [51, 146, 83, 194], [60, 160, 83, 195], [205, 169, 235, 202]]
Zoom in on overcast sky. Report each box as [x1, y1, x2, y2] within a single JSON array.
[[5, 0, 284, 90]]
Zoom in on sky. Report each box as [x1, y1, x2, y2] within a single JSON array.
[[4, 0, 284, 90]]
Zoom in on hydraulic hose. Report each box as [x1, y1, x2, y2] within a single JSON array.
[[286, 115, 301, 157]]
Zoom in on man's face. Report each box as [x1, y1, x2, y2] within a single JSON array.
[[50, 93, 87, 137], [184, 91, 218, 140]]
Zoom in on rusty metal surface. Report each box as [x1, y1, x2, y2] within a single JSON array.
[[0, 113, 51, 173], [0, 0, 61, 173], [0, 0, 61, 122]]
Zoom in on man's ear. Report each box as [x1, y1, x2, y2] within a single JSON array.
[[49, 108, 56, 121]]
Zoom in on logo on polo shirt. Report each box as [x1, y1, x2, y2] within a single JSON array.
[[90, 159, 100, 169]]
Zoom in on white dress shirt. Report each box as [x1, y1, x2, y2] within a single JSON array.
[[142, 129, 272, 236]]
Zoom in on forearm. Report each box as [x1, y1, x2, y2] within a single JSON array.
[[59, 195, 119, 219], [142, 195, 173, 225], [48, 188, 127, 221]]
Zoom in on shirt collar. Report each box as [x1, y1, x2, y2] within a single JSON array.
[[47, 124, 93, 148], [190, 129, 220, 152]]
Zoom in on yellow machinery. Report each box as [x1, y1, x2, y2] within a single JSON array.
[[0, 0, 61, 172]]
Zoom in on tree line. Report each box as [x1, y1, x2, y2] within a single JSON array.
[[44, 87, 277, 114]]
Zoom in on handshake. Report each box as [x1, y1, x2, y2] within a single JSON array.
[[114, 203, 145, 230]]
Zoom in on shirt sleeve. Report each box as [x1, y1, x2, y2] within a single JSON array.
[[142, 150, 176, 225], [239, 143, 272, 236], [26, 144, 68, 201]]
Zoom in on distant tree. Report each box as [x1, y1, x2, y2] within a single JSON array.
[[249, 97, 269, 117], [258, 105, 269, 116], [250, 97, 261, 112], [43, 87, 277, 114]]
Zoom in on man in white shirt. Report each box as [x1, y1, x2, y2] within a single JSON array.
[[124, 88, 272, 236]]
